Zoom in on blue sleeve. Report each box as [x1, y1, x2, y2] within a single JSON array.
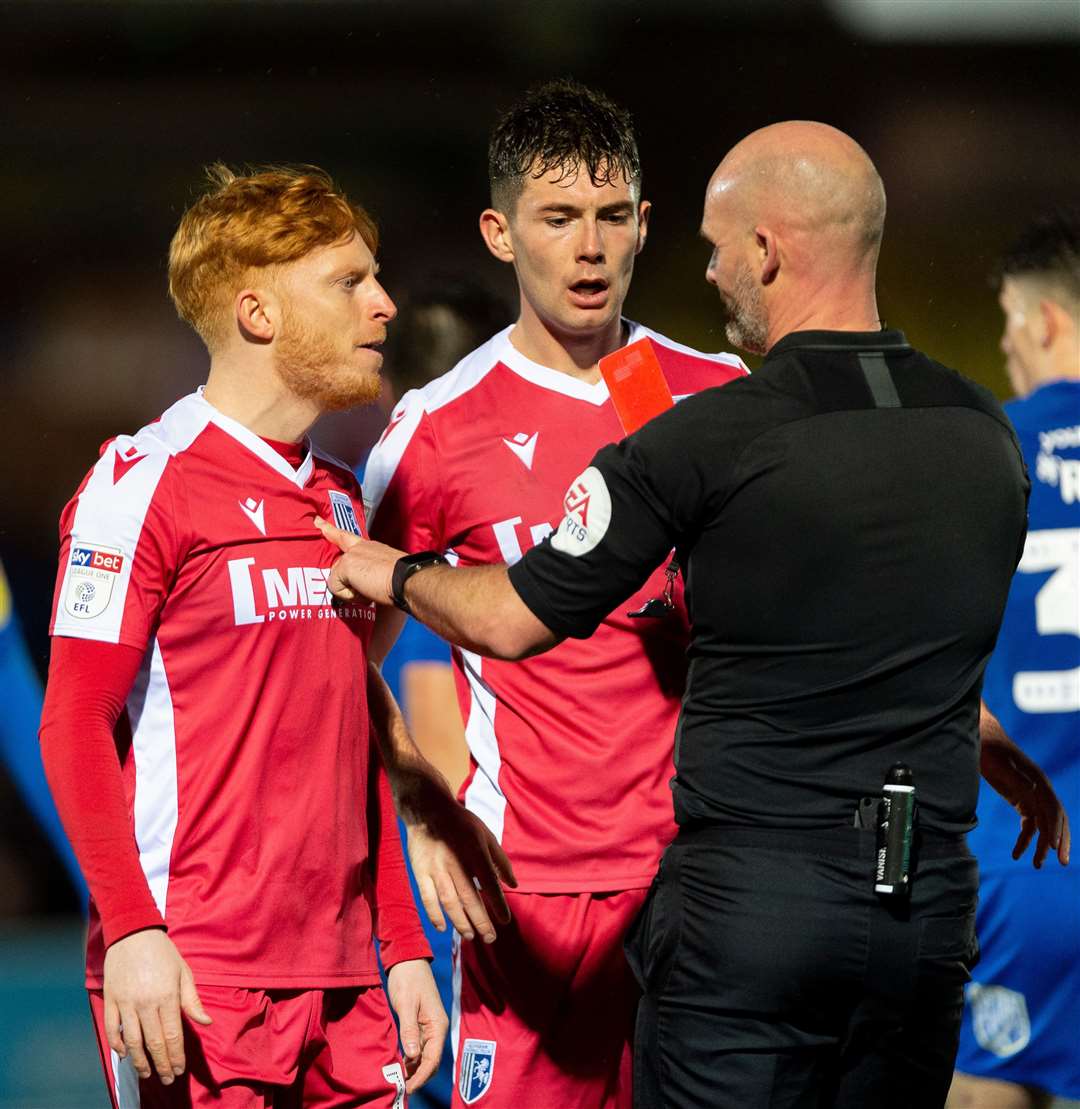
[[380, 618, 452, 705], [0, 562, 88, 902]]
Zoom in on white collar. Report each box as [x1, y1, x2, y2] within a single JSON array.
[[194, 387, 315, 487], [492, 320, 647, 406]]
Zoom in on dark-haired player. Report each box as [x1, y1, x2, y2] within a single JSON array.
[[374, 274, 513, 1109], [951, 211, 1080, 1109], [39, 165, 445, 1109], [362, 80, 745, 1109]]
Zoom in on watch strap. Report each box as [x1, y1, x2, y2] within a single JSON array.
[[391, 551, 449, 614]]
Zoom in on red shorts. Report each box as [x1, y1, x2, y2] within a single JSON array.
[[89, 984, 408, 1108], [451, 888, 647, 1109]]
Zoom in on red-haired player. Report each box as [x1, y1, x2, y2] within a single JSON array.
[[40, 165, 445, 1109]]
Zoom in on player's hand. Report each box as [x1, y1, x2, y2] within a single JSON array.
[[396, 764, 517, 943], [386, 958, 448, 1093], [102, 928, 212, 1084], [314, 517, 400, 605], [980, 707, 1070, 868]]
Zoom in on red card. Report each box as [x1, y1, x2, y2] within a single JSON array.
[[599, 338, 675, 435]]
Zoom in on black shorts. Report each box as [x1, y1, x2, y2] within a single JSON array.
[[625, 825, 979, 1109]]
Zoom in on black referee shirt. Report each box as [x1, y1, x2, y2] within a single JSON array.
[[509, 330, 1029, 834]]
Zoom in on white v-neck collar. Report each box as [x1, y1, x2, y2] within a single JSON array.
[[494, 320, 647, 406], [194, 388, 315, 487]]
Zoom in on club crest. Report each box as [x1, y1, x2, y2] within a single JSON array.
[[967, 982, 1031, 1058], [328, 490, 362, 536], [459, 1038, 496, 1104]]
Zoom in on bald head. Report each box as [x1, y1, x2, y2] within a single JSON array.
[[701, 122, 886, 352], [709, 121, 885, 263]]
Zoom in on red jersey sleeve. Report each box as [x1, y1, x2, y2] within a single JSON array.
[[39, 636, 165, 946], [44, 433, 186, 946], [50, 434, 185, 649], [367, 734, 432, 970], [362, 392, 446, 553]]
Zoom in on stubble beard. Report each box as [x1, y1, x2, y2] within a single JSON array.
[[273, 308, 382, 413], [722, 262, 768, 356]]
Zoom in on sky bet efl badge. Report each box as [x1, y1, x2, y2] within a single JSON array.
[[458, 1038, 496, 1104], [65, 543, 124, 619], [328, 490, 362, 536]]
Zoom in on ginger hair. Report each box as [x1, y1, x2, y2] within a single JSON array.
[[168, 164, 378, 351]]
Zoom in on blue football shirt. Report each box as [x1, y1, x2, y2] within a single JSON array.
[[973, 380, 1080, 868]]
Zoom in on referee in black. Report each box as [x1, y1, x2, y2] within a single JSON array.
[[318, 122, 1050, 1108]]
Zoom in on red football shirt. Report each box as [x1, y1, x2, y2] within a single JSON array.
[[49, 389, 426, 987], [364, 324, 747, 892]]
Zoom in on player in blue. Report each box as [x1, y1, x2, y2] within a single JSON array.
[[0, 558, 86, 902], [951, 210, 1080, 1109], [379, 618, 457, 1109]]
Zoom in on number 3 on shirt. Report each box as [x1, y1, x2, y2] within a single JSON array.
[[1013, 527, 1080, 713]]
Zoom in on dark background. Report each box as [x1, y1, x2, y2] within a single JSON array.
[[0, 3, 1076, 1103], [1, 0, 1077, 915]]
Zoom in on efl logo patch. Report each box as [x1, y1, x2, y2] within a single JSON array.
[[458, 1038, 496, 1104], [65, 543, 124, 619], [550, 466, 612, 558], [967, 982, 1031, 1058], [328, 490, 362, 536]]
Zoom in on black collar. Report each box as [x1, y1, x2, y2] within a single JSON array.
[[764, 329, 911, 362]]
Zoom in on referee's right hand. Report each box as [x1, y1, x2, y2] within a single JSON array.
[[103, 929, 212, 1084]]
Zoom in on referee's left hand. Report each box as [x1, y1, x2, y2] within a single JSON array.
[[386, 958, 448, 1092]]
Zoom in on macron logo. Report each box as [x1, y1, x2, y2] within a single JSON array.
[[113, 444, 146, 484], [502, 432, 538, 471], [377, 407, 407, 447], [239, 497, 266, 536]]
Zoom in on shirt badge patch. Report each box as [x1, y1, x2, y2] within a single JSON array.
[[65, 543, 125, 619], [328, 490, 362, 536], [967, 982, 1031, 1058], [459, 1038, 496, 1104], [550, 465, 612, 557]]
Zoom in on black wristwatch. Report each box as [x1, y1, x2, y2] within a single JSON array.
[[391, 551, 449, 614]]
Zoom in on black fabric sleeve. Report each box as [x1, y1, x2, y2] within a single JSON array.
[[508, 394, 723, 639]]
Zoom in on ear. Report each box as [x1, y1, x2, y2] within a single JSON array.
[[235, 287, 275, 343], [755, 225, 780, 285], [1037, 297, 1064, 350], [479, 208, 514, 264], [635, 199, 652, 256]]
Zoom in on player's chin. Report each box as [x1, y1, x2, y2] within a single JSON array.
[[319, 366, 382, 412]]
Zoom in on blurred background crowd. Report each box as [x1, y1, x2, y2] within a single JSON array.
[[0, 0, 1076, 1104]]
